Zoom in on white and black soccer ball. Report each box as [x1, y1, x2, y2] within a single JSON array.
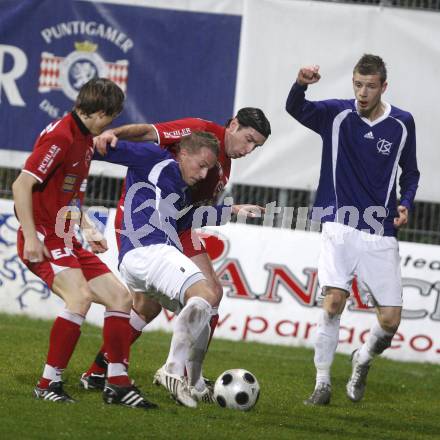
[[213, 369, 260, 411]]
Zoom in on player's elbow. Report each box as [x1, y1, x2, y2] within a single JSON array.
[[12, 172, 37, 198]]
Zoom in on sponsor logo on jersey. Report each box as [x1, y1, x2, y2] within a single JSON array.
[[364, 131, 374, 140], [51, 247, 75, 260], [162, 128, 192, 139], [37, 144, 61, 174], [62, 174, 77, 192], [377, 138, 392, 155]]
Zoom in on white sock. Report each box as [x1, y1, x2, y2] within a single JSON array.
[[314, 310, 341, 387], [165, 297, 211, 377], [129, 308, 147, 332], [42, 364, 63, 383], [186, 323, 210, 388], [107, 363, 128, 377], [357, 322, 394, 365]]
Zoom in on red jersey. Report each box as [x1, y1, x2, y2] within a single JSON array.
[[22, 112, 94, 227], [153, 118, 230, 204]]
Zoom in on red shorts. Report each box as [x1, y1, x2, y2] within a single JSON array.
[[114, 203, 207, 258], [17, 226, 111, 289]]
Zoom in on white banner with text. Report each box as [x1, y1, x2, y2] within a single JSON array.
[[1, 199, 439, 363]]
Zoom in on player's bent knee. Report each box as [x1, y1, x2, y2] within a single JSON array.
[[65, 287, 93, 315], [378, 308, 401, 333], [184, 280, 217, 307], [103, 286, 132, 311], [379, 318, 400, 334]]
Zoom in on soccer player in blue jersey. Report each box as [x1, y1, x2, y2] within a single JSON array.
[[285, 54, 419, 405]]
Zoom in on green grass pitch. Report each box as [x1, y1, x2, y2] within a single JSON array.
[[0, 313, 439, 440]]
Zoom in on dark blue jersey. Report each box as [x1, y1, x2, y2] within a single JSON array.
[[93, 141, 230, 264], [286, 82, 420, 236]]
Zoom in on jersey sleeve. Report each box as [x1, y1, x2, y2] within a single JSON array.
[[285, 82, 335, 134], [93, 140, 166, 168], [398, 114, 420, 209], [153, 118, 208, 145], [22, 135, 69, 183]]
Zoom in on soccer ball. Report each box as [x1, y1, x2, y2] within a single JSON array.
[[213, 369, 260, 411]]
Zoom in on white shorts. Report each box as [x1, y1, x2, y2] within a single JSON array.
[[120, 244, 206, 313], [318, 222, 402, 307]]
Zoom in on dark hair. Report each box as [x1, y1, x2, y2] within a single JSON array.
[[179, 131, 219, 157], [74, 78, 125, 117], [227, 107, 271, 138], [353, 54, 387, 84]]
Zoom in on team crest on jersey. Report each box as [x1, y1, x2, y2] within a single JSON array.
[[62, 174, 77, 192], [38, 41, 128, 101], [376, 138, 392, 156]]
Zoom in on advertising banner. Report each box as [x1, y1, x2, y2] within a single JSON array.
[[0, 0, 240, 166], [1, 199, 439, 364]]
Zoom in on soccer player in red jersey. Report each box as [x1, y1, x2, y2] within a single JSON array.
[[12, 78, 156, 409], [82, 109, 271, 399]]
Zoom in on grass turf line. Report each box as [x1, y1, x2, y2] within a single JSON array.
[[0, 313, 439, 440]]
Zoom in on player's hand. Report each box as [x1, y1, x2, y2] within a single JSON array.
[[297, 65, 321, 86], [232, 204, 266, 218], [93, 129, 118, 155], [394, 205, 408, 228], [24, 235, 50, 263], [87, 238, 108, 254], [82, 226, 108, 254]]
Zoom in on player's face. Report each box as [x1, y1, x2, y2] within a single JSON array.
[[352, 72, 387, 118], [225, 119, 267, 159], [179, 146, 217, 186], [88, 111, 120, 136]]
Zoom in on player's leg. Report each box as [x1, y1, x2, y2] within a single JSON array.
[[186, 252, 222, 392], [304, 287, 347, 405], [359, 306, 401, 364], [34, 268, 93, 403], [346, 306, 401, 402], [164, 279, 216, 377], [305, 222, 356, 405], [79, 248, 157, 409], [160, 279, 216, 407], [346, 234, 402, 402], [17, 228, 92, 403]]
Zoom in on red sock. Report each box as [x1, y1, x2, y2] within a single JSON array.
[[130, 327, 142, 345], [38, 316, 81, 388], [85, 318, 143, 377], [103, 313, 132, 387]]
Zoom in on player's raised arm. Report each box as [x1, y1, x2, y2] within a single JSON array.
[[12, 172, 50, 262], [94, 123, 158, 155], [286, 64, 328, 133]]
